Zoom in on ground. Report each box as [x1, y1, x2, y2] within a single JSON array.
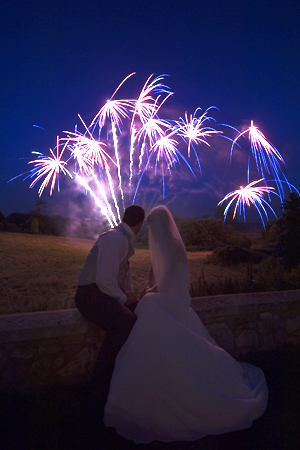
[[0, 345, 299, 450]]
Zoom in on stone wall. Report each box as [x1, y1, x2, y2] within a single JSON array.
[[191, 290, 300, 357], [1, 290, 300, 393]]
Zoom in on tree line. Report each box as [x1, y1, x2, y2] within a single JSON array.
[[2, 193, 300, 272], [0, 201, 69, 236], [0, 199, 252, 249]]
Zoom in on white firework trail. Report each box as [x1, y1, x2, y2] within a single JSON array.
[[111, 122, 125, 210], [91, 171, 118, 226], [74, 173, 115, 227], [129, 124, 137, 194]]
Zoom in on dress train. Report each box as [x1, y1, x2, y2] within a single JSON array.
[[104, 293, 268, 444]]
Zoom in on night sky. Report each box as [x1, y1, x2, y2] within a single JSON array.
[[1, 0, 300, 224]]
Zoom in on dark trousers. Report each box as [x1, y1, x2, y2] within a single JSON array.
[[75, 283, 137, 413]]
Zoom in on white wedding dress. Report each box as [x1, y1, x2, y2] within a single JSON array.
[[104, 206, 268, 444]]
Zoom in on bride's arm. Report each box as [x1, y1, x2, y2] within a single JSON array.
[[139, 284, 158, 299], [139, 266, 158, 299]]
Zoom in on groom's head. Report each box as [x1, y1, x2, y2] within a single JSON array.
[[122, 205, 145, 234]]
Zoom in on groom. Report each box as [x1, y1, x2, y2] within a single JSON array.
[[75, 204, 145, 420]]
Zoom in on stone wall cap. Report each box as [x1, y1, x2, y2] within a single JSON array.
[[0, 309, 86, 333], [191, 290, 300, 316], [1, 290, 299, 343]]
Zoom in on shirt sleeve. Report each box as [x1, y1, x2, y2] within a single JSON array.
[[122, 262, 134, 293], [95, 233, 128, 304]]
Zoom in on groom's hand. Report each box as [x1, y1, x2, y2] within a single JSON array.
[[139, 288, 148, 299]]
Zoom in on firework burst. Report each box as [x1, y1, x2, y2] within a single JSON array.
[[218, 179, 278, 227], [131, 74, 172, 129], [230, 120, 287, 199], [26, 137, 72, 196], [91, 73, 135, 132], [175, 107, 222, 165]]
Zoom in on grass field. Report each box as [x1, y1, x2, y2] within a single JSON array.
[[0, 232, 244, 314]]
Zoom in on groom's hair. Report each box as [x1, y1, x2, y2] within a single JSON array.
[[122, 205, 145, 227]]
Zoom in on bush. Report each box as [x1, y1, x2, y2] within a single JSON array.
[[6, 212, 29, 230], [208, 246, 251, 266], [251, 257, 285, 292], [190, 253, 291, 297], [174, 217, 252, 251], [190, 274, 246, 297], [261, 220, 280, 250], [275, 193, 300, 271], [284, 264, 300, 290], [208, 244, 269, 266], [1, 221, 21, 232], [224, 225, 252, 248]]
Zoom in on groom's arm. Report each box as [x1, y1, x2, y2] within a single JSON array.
[[122, 263, 134, 294], [123, 265, 139, 305]]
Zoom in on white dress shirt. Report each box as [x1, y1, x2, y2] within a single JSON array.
[[78, 222, 135, 304]]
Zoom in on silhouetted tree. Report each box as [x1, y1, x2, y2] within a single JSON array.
[[30, 217, 39, 234], [27, 200, 48, 234], [276, 192, 300, 270], [261, 218, 280, 253]]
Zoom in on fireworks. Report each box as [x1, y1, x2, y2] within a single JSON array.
[[91, 72, 135, 132], [218, 179, 277, 227], [9, 74, 297, 226], [11, 74, 203, 225], [26, 137, 72, 197], [230, 120, 287, 200], [131, 74, 172, 129], [175, 107, 221, 164]]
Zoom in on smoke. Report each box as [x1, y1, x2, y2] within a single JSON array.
[[47, 178, 109, 238]]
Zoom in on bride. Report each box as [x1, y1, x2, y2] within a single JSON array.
[[104, 205, 268, 444]]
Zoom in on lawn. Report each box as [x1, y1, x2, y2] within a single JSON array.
[[0, 232, 242, 315]]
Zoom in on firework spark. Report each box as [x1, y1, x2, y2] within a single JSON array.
[[92, 98, 132, 132], [74, 172, 117, 227], [218, 179, 277, 227], [150, 134, 182, 170], [27, 137, 72, 196], [136, 116, 169, 147], [132, 131, 195, 202], [131, 74, 172, 129], [230, 120, 286, 198], [175, 107, 221, 161], [91, 73, 135, 132]]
